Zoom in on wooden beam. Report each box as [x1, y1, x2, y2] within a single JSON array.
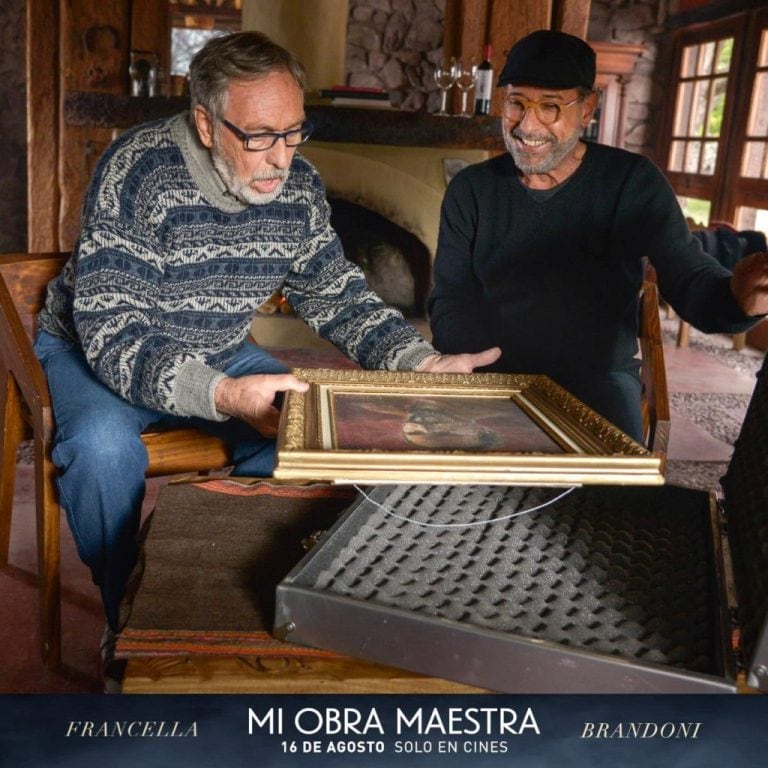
[[552, 0, 591, 38], [447, 0, 553, 115], [58, 0, 131, 250], [442, 0, 464, 63], [26, 0, 60, 252], [131, 0, 171, 96], [63, 92, 505, 151], [488, 0, 552, 113], [454, 0, 488, 67]]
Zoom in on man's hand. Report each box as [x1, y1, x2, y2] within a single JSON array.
[[731, 251, 768, 316], [214, 373, 309, 437], [417, 346, 502, 374]]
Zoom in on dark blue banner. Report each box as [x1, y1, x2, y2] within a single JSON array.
[[1, 694, 767, 767]]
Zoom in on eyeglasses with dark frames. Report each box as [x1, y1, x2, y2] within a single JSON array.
[[220, 118, 314, 151], [501, 96, 584, 125]]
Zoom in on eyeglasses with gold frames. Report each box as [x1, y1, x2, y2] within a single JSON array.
[[501, 96, 584, 125]]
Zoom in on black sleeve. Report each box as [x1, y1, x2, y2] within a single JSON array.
[[428, 172, 495, 354], [627, 156, 756, 332]]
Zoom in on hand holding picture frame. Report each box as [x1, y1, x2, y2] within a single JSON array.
[[274, 369, 665, 486]]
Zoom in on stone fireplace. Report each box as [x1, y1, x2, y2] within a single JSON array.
[[237, 0, 500, 346], [250, 135, 493, 348], [330, 197, 430, 318]]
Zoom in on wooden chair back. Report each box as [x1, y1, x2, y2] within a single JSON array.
[[0, 252, 232, 668], [639, 280, 670, 455]]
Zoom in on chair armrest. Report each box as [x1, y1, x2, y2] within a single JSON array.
[[639, 281, 671, 455], [0, 273, 53, 437]]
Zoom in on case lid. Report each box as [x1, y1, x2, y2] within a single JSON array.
[[276, 484, 735, 693], [722, 353, 768, 692]]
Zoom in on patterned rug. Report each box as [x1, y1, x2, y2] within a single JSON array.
[[661, 316, 763, 494], [665, 459, 731, 495], [661, 317, 764, 379]]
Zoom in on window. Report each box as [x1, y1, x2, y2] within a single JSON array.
[[741, 27, 768, 182], [171, 28, 228, 76], [169, 1, 241, 78], [659, 8, 768, 232], [667, 37, 731, 177]]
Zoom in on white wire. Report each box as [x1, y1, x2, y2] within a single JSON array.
[[352, 485, 577, 529]]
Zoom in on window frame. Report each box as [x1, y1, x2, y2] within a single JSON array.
[[658, 8, 768, 225]]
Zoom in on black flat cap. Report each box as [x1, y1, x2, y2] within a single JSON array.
[[497, 30, 596, 90]]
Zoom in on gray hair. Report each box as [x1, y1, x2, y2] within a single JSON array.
[[188, 31, 306, 121]]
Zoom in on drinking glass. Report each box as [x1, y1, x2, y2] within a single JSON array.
[[433, 60, 456, 116], [129, 50, 158, 98], [454, 61, 476, 118]]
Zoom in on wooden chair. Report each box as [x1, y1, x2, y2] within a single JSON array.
[[639, 280, 671, 455], [0, 252, 233, 669]]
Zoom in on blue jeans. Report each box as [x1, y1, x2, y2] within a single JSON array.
[[564, 367, 644, 445], [34, 330, 288, 630]]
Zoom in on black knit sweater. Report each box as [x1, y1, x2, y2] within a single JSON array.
[[429, 142, 754, 427]]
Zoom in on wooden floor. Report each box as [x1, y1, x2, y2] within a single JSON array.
[[0, 334, 762, 693], [122, 655, 489, 694]]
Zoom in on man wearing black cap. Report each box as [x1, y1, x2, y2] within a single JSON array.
[[428, 29, 768, 441]]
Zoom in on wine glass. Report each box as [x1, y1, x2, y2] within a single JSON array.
[[433, 60, 456, 116], [454, 60, 476, 118]]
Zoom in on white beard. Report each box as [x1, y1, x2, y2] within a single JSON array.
[[504, 127, 581, 176], [211, 144, 289, 205]]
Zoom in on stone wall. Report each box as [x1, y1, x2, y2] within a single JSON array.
[[0, 0, 27, 252], [344, 0, 669, 155], [588, 0, 666, 159], [346, 0, 446, 112]]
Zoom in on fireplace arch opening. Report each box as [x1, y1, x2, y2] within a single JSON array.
[[330, 197, 431, 319]]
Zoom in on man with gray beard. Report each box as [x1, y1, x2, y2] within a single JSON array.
[[34, 31, 498, 665], [429, 30, 768, 441]]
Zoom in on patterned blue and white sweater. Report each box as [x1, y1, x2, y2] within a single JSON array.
[[39, 114, 436, 421]]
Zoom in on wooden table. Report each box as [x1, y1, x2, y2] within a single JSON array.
[[122, 653, 488, 694]]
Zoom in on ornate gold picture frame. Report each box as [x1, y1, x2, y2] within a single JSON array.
[[274, 369, 665, 486]]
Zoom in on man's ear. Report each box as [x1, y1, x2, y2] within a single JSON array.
[[580, 90, 600, 128], [193, 105, 215, 149]]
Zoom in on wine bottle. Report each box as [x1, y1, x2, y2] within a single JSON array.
[[474, 44, 493, 116]]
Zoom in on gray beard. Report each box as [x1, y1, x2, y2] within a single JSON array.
[[211, 143, 288, 205], [504, 127, 581, 176]]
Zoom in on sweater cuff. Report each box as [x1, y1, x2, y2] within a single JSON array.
[[175, 359, 229, 421], [393, 340, 440, 371], [718, 277, 766, 329]]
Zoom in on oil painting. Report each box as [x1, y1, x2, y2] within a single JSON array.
[[274, 369, 665, 486], [331, 392, 564, 453]]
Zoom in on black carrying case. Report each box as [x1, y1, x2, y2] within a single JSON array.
[[721, 353, 768, 692], [274, 357, 768, 694]]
